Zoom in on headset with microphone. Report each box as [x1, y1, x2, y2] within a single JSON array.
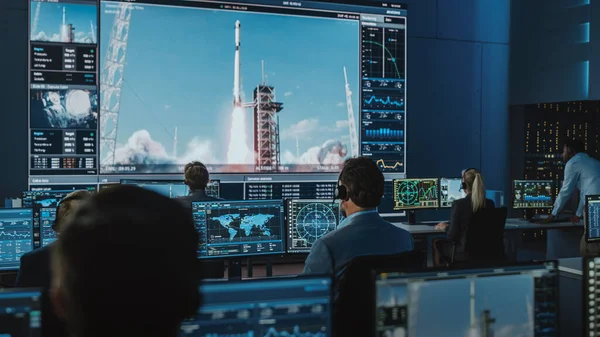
[[460, 168, 479, 191]]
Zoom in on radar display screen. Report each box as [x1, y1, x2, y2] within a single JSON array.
[[286, 199, 341, 253], [392, 178, 439, 210], [513, 180, 553, 209], [192, 200, 285, 258], [439, 177, 466, 208]]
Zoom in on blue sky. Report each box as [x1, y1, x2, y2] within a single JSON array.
[[100, 3, 359, 164], [378, 275, 533, 337], [31, 1, 97, 42]]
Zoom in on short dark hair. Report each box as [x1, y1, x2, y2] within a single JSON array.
[[54, 190, 92, 232], [339, 157, 384, 208], [184, 161, 209, 190], [53, 185, 200, 337], [565, 139, 586, 154]]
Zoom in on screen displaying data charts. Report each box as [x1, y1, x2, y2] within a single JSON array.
[[0, 289, 42, 335], [192, 200, 285, 258], [180, 277, 332, 337], [392, 178, 439, 210], [586, 195, 600, 241], [286, 199, 341, 253], [513, 180, 553, 209], [0, 209, 35, 271]]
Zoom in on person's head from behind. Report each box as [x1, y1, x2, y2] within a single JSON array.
[[463, 169, 487, 212], [52, 190, 92, 234], [50, 185, 200, 337], [184, 161, 209, 191], [563, 139, 585, 163], [337, 157, 384, 217]]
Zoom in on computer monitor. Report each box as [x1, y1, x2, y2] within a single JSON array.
[[513, 180, 553, 209], [585, 257, 600, 336], [586, 195, 600, 242], [0, 209, 35, 271], [0, 289, 42, 335], [439, 177, 466, 208], [32, 194, 65, 247], [392, 178, 439, 211], [180, 276, 332, 337], [375, 261, 558, 336], [285, 199, 341, 254], [191, 199, 285, 259], [120, 179, 220, 199]]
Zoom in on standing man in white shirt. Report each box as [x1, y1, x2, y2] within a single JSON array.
[[547, 139, 600, 255]]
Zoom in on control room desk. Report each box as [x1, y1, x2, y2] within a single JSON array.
[[392, 219, 584, 261]]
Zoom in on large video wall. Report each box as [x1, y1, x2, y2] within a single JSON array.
[[27, 0, 407, 203]]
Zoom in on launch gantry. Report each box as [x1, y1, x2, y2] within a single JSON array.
[[253, 61, 283, 171], [100, 3, 133, 167]]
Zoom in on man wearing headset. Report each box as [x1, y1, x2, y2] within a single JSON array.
[[16, 189, 92, 337], [546, 139, 600, 255], [303, 157, 413, 275]]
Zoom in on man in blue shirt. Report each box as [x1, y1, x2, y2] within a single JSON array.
[[303, 157, 414, 274], [548, 139, 600, 254]]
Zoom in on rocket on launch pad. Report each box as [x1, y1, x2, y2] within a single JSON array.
[[233, 20, 242, 107]]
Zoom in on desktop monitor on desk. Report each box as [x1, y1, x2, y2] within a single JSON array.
[[375, 261, 558, 337], [585, 195, 600, 242], [0, 209, 34, 271], [512, 180, 553, 209], [180, 276, 332, 337], [439, 177, 465, 208], [285, 199, 341, 254], [392, 178, 439, 224], [191, 199, 285, 259]]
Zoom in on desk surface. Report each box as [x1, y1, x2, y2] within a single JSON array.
[[393, 219, 583, 235], [558, 257, 582, 276]]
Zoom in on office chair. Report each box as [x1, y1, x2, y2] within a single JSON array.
[[333, 251, 426, 337], [451, 206, 508, 265]]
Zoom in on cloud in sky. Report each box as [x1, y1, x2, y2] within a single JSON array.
[[284, 91, 293, 97], [336, 102, 345, 107], [282, 118, 319, 139]]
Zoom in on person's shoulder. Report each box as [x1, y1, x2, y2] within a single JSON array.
[[486, 198, 496, 207], [20, 244, 52, 264]]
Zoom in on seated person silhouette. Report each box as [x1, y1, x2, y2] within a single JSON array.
[[433, 168, 495, 265], [303, 157, 413, 274], [50, 185, 201, 337], [16, 190, 91, 337]]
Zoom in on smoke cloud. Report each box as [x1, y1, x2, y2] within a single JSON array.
[[32, 31, 95, 44], [113, 129, 217, 165], [282, 140, 348, 165]]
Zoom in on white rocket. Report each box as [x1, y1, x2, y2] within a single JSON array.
[[233, 20, 242, 107], [60, 7, 69, 42]]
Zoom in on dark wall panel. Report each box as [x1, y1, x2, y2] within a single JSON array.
[[437, 0, 510, 44]]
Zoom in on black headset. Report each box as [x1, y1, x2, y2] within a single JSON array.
[[52, 193, 90, 231], [334, 164, 349, 201], [460, 168, 479, 191]]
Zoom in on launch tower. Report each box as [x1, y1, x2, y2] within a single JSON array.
[[253, 61, 283, 171], [481, 310, 496, 337]]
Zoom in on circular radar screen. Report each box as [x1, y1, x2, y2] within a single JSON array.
[[295, 203, 338, 245], [398, 181, 419, 206]]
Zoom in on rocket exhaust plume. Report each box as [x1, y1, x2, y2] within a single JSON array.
[[60, 7, 69, 43], [233, 20, 242, 107], [227, 20, 251, 164]]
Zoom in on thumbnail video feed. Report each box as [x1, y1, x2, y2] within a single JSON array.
[[30, 89, 98, 129], [377, 274, 535, 337], [30, 1, 98, 44], [99, 3, 360, 174]]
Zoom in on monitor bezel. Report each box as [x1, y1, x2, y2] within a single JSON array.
[[512, 179, 554, 209], [585, 195, 600, 242], [391, 178, 440, 211], [284, 198, 341, 254], [373, 260, 559, 337], [192, 199, 286, 259], [197, 274, 334, 337], [438, 177, 464, 209]]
